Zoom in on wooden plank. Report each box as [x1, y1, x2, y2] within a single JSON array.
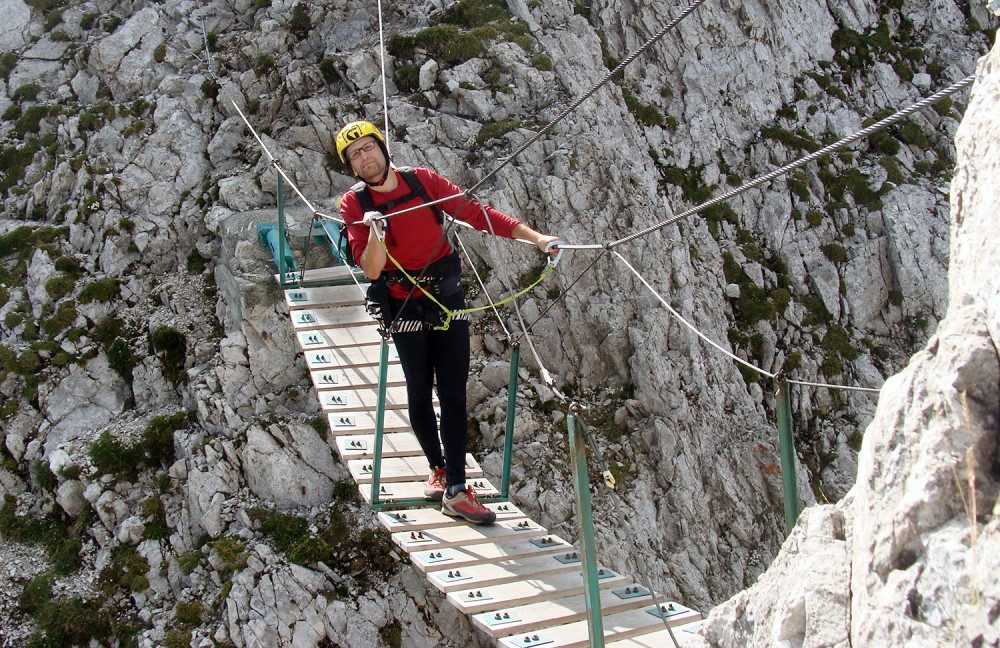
[[276, 265, 359, 284], [310, 364, 406, 390], [392, 512, 542, 552], [361, 477, 499, 504], [318, 385, 420, 413], [284, 285, 365, 310], [446, 569, 628, 615], [302, 341, 390, 367], [603, 618, 706, 647], [326, 410, 418, 436], [497, 602, 701, 648], [290, 305, 373, 331], [377, 502, 528, 533], [471, 585, 655, 638], [348, 454, 483, 484], [427, 551, 587, 593], [334, 433, 423, 460], [301, 329, 386, 355], [409, 534, 572, 574]]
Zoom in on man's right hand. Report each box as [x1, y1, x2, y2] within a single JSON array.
[[363, 211, 386, 240]]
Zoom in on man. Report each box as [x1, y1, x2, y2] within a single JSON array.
[[336, 120, 559, 525]]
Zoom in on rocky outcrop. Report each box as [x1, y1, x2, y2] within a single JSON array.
[[0, 0, 995, 646], [698, 33, 1000, 648]]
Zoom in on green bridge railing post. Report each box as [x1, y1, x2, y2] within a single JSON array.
[[369, 337, 390, 509], [276, 175, 288, 287], [500, 343, 520, 500], [567, 412, 605, 647], [775, 374, 799, 534]]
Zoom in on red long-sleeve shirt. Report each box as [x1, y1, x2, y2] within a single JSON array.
[[340, 167, 520, 297]]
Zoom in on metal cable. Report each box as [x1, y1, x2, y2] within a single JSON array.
[[787, 378, 879, 394], [613, 250, 776, 378], [376, 0, 391, 158], [614, 250, 884, 393], [611, 74, 976, 248], [454, 232, 513, 339], [465, 0, 708, 196]]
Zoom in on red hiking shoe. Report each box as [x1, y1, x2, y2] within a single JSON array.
[[423, 467, 447, 501], [442, 487, 496, 525]]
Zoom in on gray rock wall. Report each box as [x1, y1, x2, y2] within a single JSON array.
[[699, 31, 1000, 648], [0, 0, 995, 645]]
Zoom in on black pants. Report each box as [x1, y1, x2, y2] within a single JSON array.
[[390, 289, 470, 489]]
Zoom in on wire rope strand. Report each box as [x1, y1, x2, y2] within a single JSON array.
[[521, 248, 608, 337], [465, 0, 708, 196], [612, 250, 777, 379], [454, 233, 513, 339], [611, 74, 976, 248], [787, 379, 880, 394], [376, 0, 391, 157]]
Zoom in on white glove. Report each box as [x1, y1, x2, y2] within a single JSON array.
[[363, 211, 386, 239]]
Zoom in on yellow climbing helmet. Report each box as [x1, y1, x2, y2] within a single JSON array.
[[335, 120, 385, 164]]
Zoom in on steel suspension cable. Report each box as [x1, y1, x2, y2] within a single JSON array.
[[606, 74, 976, 249], [613, 250, 881, 392], [376, 0, 391, 158], [465, 0, 708, 196]]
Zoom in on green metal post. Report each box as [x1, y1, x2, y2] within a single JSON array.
[[775, 376, 799, 534], [500, 343, 520, 500], [567, 413, 605, 647], [370, 338, 390, 508], [276, 175, 287, 286]]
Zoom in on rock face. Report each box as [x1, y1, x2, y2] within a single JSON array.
[[0, 0, 995, 646], [698, 36, 1000, 648]]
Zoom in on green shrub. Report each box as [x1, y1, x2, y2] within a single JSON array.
[[106, 338, 137, 383], [380, 622, 402, 648], [89, 432, 139, 476], [474, 118, 523, 148], [821, 243, 848, 263], [185, 249, 208, 274], [318, 57, 337, 83], [175, 600, 204, 627], [32, 460, 58, 491], [210, 537, 248, 576], [289, 3, 311, 37], [622, 88, 663, 127], [0, 142, 43, 194], [19, 572, 55, 614], [13, 83, 41, 102], [0, 52, 16, 81], [200, 78, 219, 100], [79, 11, 97, 28], [26, 595, 113, 646], [53, 256, 81, 276], [78, 278, 118, 304], [44, 275, 74, 299], [393, 63, 420, 93], [41, 301, 77, 337], [150, 326, 187, 386], [152, 43, 166, 63], [0, 495, 82, 573], [164, 629, 192, 648], [177, 550, 202, 574], [14, 104, 49, 136], [531, 52, 553, 71], [122, 119, 146, 137], [897, 121, 931, 149], [142, 496, 169, 540], [99, 545, 149, 594]]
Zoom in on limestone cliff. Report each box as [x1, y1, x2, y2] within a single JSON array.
[[699, 32, 1000, 648], [0, 0, 995, 645]]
